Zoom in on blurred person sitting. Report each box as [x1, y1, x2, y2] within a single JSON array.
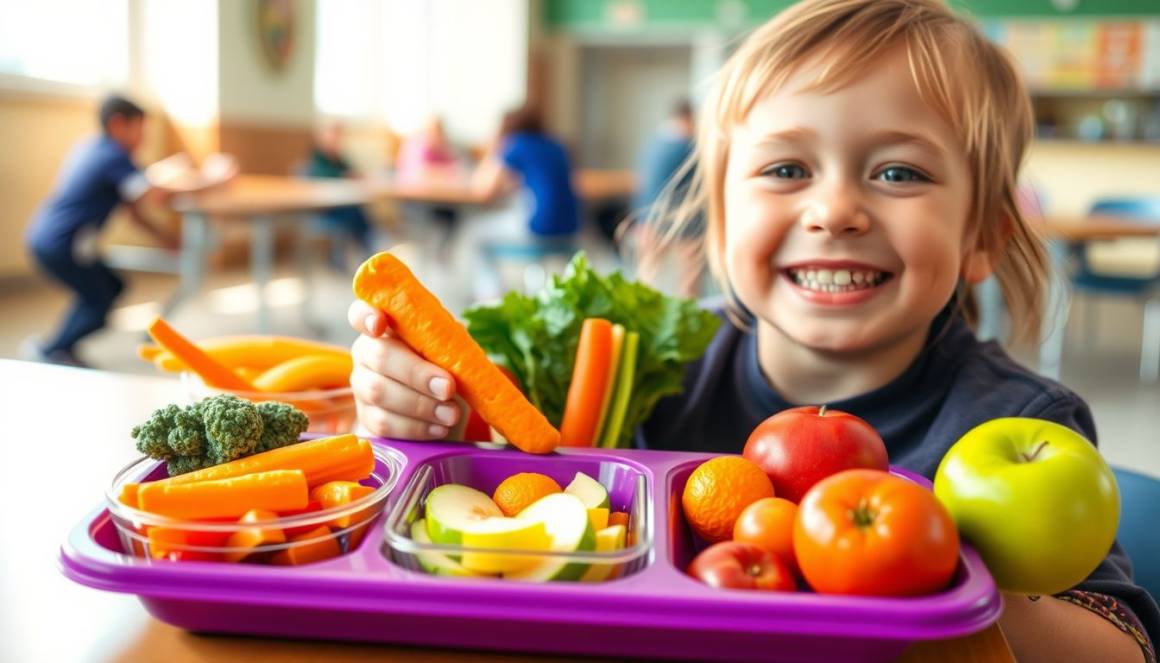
[[23, 94, 180, 368], [396, 115, 462, 260], [304, 120, 374, 270], [635, 98, 703, 299], [471, 104, 580, 296]]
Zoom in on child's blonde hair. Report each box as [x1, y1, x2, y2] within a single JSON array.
[[651, 0, 1048, 342]]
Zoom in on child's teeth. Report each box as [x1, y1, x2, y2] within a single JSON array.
[[815, 269, 833, 284], [852, 271, 864, 284], [833, 270, 852, 286], [789, 268, 885, 293]]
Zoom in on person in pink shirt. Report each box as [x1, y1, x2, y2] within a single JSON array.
[[396, 116, 462, 258]]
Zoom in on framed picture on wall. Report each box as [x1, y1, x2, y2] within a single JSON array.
[[256, 0, 295, 73]]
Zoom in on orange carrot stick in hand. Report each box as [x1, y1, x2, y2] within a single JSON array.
[[146, 317, 254, 390], [559, 318, 613, 447], [353, 252, 560, 454]]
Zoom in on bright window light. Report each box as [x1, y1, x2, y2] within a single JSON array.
[[0, 0, 129, 88]]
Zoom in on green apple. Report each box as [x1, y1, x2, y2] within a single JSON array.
[[424, 484, 503, 546], [411, 519, 492, 578], [579, 524, 628, 583], [564, 471, 610, 509], [934, 417, 1120, 595], [460, 517, 551, 574], [504, 492, 595, 582]]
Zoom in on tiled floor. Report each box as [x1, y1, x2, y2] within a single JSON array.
[[3, 233, 1157, 478]]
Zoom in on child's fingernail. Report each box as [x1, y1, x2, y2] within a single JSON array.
[[364, 314, 379, 335], [428, 377, 451, 400], [428, 424, 448, 438], [435, 404, 457, 426]]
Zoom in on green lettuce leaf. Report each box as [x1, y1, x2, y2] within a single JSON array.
[[463, 253, 721, 448]]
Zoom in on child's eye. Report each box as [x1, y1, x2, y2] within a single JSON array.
[[874, 166, 930, 183], [762, 163, 809, 179]]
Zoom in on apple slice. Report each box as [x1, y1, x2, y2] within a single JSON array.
[[579, 524, 628, 583], [411, 519, 491, 577], [564, 472, 610, 509], [424, 484, 503, 546], [460, 517, 551, 574], [505, 492, 595, 582]]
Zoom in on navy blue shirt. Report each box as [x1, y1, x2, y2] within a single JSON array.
[[500, 132, 579, 236], [27, 136, 140, 252], [640, 308, 1159, 646]]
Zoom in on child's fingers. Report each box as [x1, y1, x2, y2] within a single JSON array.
[[349, 365, 459, 428], [352, 334, 457, 402], [348, 299, 388, 337], [355, 398, 449, 440]]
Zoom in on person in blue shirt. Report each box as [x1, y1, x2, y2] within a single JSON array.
[[635, 98, 704, 298], [24, 94, 179, 367], [345, 1, 1158, 660]]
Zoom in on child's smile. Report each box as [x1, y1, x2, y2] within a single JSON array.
[[782, 260, 894, 306]]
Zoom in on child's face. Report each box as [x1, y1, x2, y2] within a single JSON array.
[[108, 115, 145, 153], [723, 48, 982, 355]]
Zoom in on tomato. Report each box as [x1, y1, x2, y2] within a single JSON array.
[[732, 497, 799, 575], [688, 541, 796, 592], [793, 469, 960, 596]]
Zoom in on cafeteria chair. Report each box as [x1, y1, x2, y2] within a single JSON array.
[[1113, 466, 1160, 602], [1063, 198, 1160, 383]]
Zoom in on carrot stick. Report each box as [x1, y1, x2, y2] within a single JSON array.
[[137, 470, 309, 519], [310, 480, 376, 528], [137, 344, 162, 362], [251, 354, 354, 392], [559, 319, 614, 447], [153, 434, 373, 488], [270, 525, 340, 566], [353, 252, 560, 454], [146, 317, 254, 390], [146, 336, 351, 373], [224, 508, 287, 563]]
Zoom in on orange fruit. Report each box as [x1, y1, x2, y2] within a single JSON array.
[[733, 496, 799, 574], [682, 456, 775, 543], [492, 472, 563, 516]]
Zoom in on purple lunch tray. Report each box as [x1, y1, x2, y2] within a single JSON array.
[[60, 439, 1002, 662]]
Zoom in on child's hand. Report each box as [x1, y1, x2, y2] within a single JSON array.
[[348, 299, 461, 439]]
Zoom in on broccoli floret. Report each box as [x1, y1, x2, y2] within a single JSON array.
[[254, 400, 310, 452], [199, 394, 262, 465], [130, 394, 308, 476], [132, 404, 183, 459]]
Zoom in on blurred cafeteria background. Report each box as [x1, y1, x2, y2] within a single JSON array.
[[0, 0, 1158, 476]]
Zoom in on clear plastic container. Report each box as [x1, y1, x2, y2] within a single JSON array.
[[182, 371, 356, 435], [382, 451, 652, 582], [105, 444, 404, 565]]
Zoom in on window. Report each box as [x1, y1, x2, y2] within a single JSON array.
[[0, 0, 129, 89]]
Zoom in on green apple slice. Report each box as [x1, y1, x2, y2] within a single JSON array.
[[411, 519, 491, 577], [504, 493, 595, 582], [424, 484, 503, 546], [460, 517, 551, 574], [564, 471, 610, 509], [579, 524, 628, 583]]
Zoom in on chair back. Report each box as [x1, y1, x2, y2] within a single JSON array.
[[1113, 466, 1160, 603]]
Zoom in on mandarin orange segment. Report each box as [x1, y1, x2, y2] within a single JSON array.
[[681, 456, 775, 543], [491, 472, 563, 517]]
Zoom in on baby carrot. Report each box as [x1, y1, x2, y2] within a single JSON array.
[[137, 470, 309, 520], [146, 317, 254, 390], [251, 353, 354, 392], [353, 252, 560, 454], [559, 318, 613, 447]]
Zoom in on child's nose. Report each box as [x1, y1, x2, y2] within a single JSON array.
[[799, 188, 870, 237]]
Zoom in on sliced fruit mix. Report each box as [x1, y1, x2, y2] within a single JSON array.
[[120, 434, 383, 565], [413, 471, 631, 582]]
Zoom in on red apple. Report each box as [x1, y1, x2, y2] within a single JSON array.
[[688, 541, 796, 591], [743, 406, 888, 503]]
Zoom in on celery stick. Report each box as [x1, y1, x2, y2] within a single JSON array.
[[593, 324, 625, 445], [600, 331, 639, 448]]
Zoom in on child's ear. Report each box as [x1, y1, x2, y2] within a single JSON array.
[[961, 212, 1015, 285]]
